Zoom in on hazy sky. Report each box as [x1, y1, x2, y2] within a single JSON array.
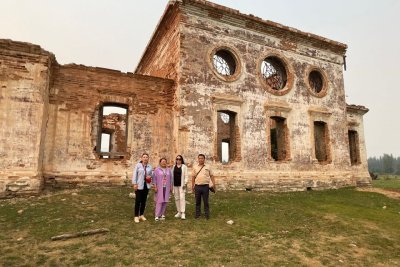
[[1, 0, 399, 158]]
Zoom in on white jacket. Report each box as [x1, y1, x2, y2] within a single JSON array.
[[171, 164, 188, 188]]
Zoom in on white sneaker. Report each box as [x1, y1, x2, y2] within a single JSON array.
[[181, 213, 186, 220], [160, 215, 165, 220], [139, 215, 147, 221], [174, 212, 181, 218], [134, 217, 139, 223], [155, 217, 159, 221]]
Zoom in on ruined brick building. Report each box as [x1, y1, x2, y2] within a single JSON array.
[[0, 0, 370, 197]]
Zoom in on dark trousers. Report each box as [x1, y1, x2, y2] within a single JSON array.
[[195, 184, 210, 218], [134, 187, 149, 216]]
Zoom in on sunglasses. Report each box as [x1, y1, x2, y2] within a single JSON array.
[[176, 158, 182, 160]]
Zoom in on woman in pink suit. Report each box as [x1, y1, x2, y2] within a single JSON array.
[[153, 157, 173, 221]]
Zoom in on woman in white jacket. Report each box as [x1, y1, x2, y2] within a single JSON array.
[[172, 155, 188, 220]]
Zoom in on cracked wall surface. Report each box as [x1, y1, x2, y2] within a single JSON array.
[[0, 40, 175, 197], [0, 40, 54, 196], [42, 64, 175, 189], [171, 0, 370, 191], [0, 0, 370, 197]]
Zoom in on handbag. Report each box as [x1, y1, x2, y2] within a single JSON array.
[[145, 176, 152, 183], [143, 164, 152, 183]]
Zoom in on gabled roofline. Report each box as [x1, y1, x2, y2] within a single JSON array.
[[134, 1, 179, 73]]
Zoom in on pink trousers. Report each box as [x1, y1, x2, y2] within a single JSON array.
[[155, 202, 167, 217]]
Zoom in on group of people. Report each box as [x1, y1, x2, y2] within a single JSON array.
[[132, 153, 216, 223]]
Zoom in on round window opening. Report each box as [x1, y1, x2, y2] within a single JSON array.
[[213, 50, 237, 76], [261, 57, 287, 90], [308, 70, 324, 93]]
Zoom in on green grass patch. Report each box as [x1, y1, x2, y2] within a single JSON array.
[[1, 187, 400, 266], [372, 175, 400, 190]]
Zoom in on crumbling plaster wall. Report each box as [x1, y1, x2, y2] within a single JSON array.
[[0, 1, 371, 196], [43, 64, 175, 187], [177, 2, 368, 190], [346, 105, 370, 185], [0, 40, 54, 197]]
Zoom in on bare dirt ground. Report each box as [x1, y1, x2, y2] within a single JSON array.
[[357, 187, 400, 199]]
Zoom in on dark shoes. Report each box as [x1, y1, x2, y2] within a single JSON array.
[[194, 215, 210, 220]]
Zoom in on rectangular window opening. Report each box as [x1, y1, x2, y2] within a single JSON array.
[[314, 121, 329, 162], [221, 140, 230, 164], [101, 133, 111, 152], [348, 130, 360, 165], [270, 116, 287, 161], [97, 104, 128, 159], [217, 111, 237, 163]]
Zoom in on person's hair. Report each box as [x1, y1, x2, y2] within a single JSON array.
[[198, 154, 205, 159], [175, 154, 185, 165], [159, 157, 167, 163], [139, 153, 149, 163]]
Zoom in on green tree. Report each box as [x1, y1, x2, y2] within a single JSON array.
[[395, 157, 400, 175], [382, 154, 394, 174], [368, 156, 381, 173]]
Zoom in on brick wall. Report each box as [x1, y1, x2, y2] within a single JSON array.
[[0, 40, 175, 196], [136, 3, 181, 81], [0, 40, 54, 197], [43, 64, 175, 188]]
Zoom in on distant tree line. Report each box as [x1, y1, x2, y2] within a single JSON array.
[[368, 154, 400, 175]]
